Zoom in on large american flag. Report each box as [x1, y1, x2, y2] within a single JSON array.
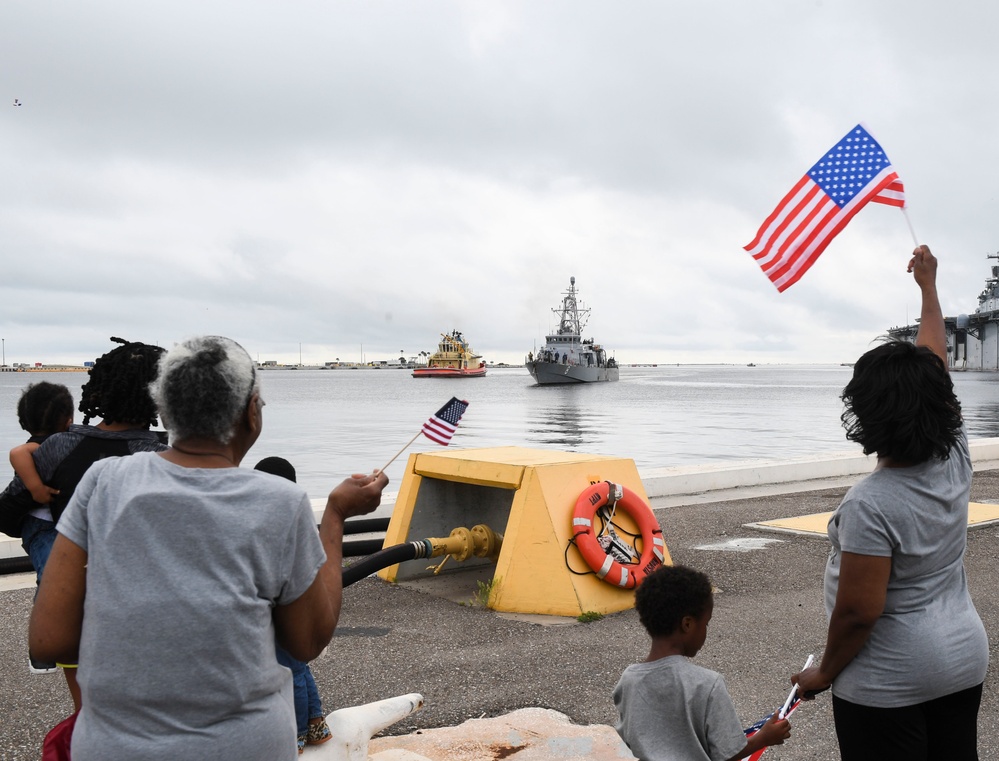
[[744, 124, 905, 292], [421, 397, 469, 445]]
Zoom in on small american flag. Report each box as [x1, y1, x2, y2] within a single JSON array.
[[421, 397, 469, 445], [739, 697, 801, 761], [740, 654, 812, 760], [745, 124, 905, 292]]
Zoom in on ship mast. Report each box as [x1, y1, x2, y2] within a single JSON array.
[[554, 276, 590, 336]]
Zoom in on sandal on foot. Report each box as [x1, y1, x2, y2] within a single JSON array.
[[297, 734, 306, 755], [306, 720, 332, 746]]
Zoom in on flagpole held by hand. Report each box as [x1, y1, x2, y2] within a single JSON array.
[[378, 431, 423, 475], [377, 397, 470, 475], [901, 207, 919, 246], [779, 654, 815, 719]]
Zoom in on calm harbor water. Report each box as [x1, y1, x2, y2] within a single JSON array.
[[2, 365, 998, 500]]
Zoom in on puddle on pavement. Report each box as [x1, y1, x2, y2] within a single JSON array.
[[692, 537, 784, 552]]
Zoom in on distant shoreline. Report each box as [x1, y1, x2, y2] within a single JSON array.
[[0, 366, 88, 373], [7, 363, 993, 373]]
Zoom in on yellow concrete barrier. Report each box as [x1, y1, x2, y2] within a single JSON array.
[[377, 447, 671, 617]]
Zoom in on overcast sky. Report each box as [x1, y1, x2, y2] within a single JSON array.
[[2, 0, 997, 367]]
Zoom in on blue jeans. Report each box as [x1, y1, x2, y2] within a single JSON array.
[[276, 645, 324, 736], [21, 515, 58, 586]]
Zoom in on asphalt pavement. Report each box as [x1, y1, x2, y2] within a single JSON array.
[[3, 469, 999, 760]]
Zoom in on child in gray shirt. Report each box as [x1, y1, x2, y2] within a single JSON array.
[[614, 565, 791, 761]]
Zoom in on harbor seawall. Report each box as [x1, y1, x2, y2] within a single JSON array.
[[642, 436, 999, 505], [5, 438, 999, 568]]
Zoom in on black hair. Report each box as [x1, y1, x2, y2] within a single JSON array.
[[841, 340, 962, 464], [17, 382, 74, 437], [635, 564, 713, 638], [255, 456, 296, 483], [79, 337, 165, 427]]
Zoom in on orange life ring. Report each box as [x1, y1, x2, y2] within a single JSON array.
[[571, 481, 665, 588]]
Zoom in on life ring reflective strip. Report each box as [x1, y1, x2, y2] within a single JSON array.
[[571, 481, 665, 589]]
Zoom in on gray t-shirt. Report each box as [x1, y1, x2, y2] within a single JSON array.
[[825, 427, 988, 707], [614, 655, 747, 761], [57, 452, 326, 761]]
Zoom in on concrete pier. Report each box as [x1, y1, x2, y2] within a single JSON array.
[[3, 452, 999, 760]]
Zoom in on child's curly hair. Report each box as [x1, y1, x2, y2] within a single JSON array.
[[17, 382, 74, 436], [635, 565, 713, 637]]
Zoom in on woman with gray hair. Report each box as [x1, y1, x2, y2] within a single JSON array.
[[29, 335, 388, 761]]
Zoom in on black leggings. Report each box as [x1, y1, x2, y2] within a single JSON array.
[[832, 683, 982, 761]]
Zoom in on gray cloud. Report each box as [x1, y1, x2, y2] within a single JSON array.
[[2, 0, 997, 368]]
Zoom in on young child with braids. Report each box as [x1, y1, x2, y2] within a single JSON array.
[[0, 337, 168, 699]]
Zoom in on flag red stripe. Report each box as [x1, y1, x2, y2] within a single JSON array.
[[757, 191, 834, 274], [422, 418, 458, 445], [744, 175, 811, 252], [422, 429, 453, 445], [775, 205, 862, 290], [772, 171, 901, 291], [764, 200, 840, 284], [871, 178, 905, 207], [751, 183, 826, 266], [423, 420, 456, 438]]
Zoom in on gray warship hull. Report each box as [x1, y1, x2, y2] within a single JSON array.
[[525, 276, 618, 385], [526, 361, 620, 384]]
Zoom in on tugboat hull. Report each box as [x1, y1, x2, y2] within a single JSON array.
[[412, 367, 486, 378]]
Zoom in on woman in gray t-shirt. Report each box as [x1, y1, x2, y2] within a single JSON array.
[[28, 336, 388, 761], [793, 246, 988, 761]]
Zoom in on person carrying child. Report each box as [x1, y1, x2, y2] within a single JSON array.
[[614, 564, 791, 761], [8, 381, 74, 675], [0, 338, 168, 699], [255, 456, 334, 755]]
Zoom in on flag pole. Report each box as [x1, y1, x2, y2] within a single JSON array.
[[780, 654, 815, 719], [377, 430, 422, 475], [901, 207, 919, 246]]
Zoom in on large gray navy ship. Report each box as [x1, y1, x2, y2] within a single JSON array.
[[525, 276, 619, 384], [888, 253, 999, 370]]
